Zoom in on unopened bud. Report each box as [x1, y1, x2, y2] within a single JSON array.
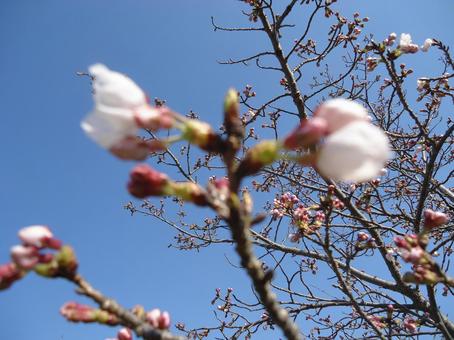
[[171, 182, 208, 206], [127, 164, 171, 199], [237, 140, 281, 177], [0, 263, 24, 290], [223, 88, 243, 139], [146, 309, 171, 329], [423, 209, 448, 230], [117, 328, 133, 340], [181, 120, 224, 153], [18, 225, 57, 249], [10, 245, 39, 270]]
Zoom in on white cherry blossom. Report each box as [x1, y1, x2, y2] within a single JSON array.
[[316, 121, 390, 182], [315, 98, 369, 133]]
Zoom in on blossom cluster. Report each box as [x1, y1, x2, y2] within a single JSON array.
[[270, 192, 326, 240], [0, 226, 77, 290], [394, 209, 450, 285]]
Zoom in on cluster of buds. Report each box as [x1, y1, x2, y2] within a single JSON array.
[[384, 32, 397, 46], [403, 317, 418, 333], [1, 226, 77, 290], [366, 57, 379, 72], [394, 233, 448, 285], [146, 308, 171, 330], [355, 232, 376, 250], [242, 85, 256, 98], [127, 164, 208, 206], [270, 192, 300, 218]]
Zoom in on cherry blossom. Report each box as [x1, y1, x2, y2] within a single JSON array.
[[316, 121, 390, 182]]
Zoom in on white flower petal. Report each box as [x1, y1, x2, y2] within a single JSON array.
[[315, 98, 368, 133], [316, 121, 390, 182], [81, 106, 138, 149], [89, 63, 146, 109]]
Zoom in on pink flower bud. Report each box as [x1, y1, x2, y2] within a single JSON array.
[[0, 263, 23, 290], [283, 117, 327, 150], [127, 164, 170, 199], [403, 317, 418, 333], [18, 225, 55, 249], [357, 232, 369, 242], [159, 311, 171, 329], [10, 245, 39, 270], [423, 209, 448, 230], [60, 302, 119, 325], [117, 328, 133, 340]]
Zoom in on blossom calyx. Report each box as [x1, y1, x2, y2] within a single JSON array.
[[237, 140, 281, 177], [284, 117, 327, 150], [181, 120, 224, 153]]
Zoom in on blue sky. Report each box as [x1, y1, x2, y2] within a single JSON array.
[[0, 1, 453, 339]]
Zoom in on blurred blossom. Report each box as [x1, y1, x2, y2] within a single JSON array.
[[421, 38, 434, 52], [316, 121, 390, 182], [314, 98, 369, 133], [399, 33, 419, 53]]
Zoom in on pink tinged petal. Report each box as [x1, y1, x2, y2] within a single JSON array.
[[146, 309, 161, 328], [314, 98, 369, 133], [10, 245, 39, 270], [18, 225, 53, 248], [421, 38, 434, 52], [81, 106, 139, 149], [283, 117, 327, 149], [110, 136, 151, 161], [159, 311, 171, 329], [117, 328, 133, 340], [316, 121, 390, 182]]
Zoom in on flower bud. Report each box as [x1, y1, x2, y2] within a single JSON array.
[[127, 164, 171, 199], [117, 328, 133, 340], [0, 263, 24, 290], [181, 120, 224, 153], [423, 209, 448, 230], [18, 225, 60, 249], [421, 38, 434, 52], [146, 309, 171, 329], [283, 118, 327, 150], [237, 140, 281, 177], [10, 245, 39, 270], [34, 246, 78, 278], [223, 88, 243, 139], [171, 182, 209, 206], [60, 302, 120, 325]]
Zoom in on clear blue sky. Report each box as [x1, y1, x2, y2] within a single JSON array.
[[0, 1, 452, 339]]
